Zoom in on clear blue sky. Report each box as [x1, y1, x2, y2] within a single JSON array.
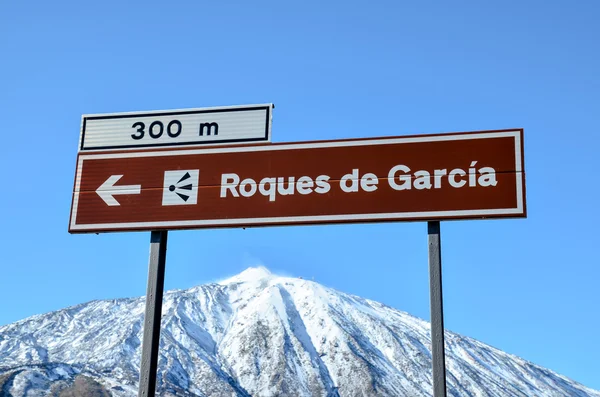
[[1, 0, 599, 390]]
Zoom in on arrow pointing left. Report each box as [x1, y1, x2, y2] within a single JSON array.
[[96, 175, 142, 206]]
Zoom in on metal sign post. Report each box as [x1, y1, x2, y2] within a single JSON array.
[[138, 231, 168, 397], [428, 221, 447, 396]]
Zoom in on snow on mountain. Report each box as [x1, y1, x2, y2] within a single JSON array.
[[0, 267, 598, 396]]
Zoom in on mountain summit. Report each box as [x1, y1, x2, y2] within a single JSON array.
[[218, 266, 274, 285], [0, 267, 598, 396]]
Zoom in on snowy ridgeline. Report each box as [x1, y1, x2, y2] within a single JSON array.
[[0, 267, 598, 397]]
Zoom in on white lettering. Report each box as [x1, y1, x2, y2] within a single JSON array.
[[220, 173, 240, 197], [277, 177, 295, 196], [478, 167, 498, 187], [433, 169, 447, 189], [469, 161, 477, 187], [341, 169, 359, 192], [388, 165, 412, 190], [220, 160, 495, 202], [360, 173, 378, 192], [414, 170, 432, 190], [297, 176, 314, 195], [449, 169, 466, 188], [239, 178, 257, 197], [315, 175, 331, 194], [259, 177, 277, 201]]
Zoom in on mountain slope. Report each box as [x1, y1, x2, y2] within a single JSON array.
[[0, 267, 598, 396]]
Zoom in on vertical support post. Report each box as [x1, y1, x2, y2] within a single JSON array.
[[138, 231, 168, 397], [428, 221, 447, 397]]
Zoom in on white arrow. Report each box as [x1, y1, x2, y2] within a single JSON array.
[[96, 175, 141, 206]]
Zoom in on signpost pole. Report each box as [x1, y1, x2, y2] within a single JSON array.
[[138, 231, 168, 397], [428, 221, 447, 397]]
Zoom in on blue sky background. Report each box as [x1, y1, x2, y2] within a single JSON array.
[[1, 0, 599, 390]]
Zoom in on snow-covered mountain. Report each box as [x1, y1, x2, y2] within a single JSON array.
[[0, 267, 598, 396]]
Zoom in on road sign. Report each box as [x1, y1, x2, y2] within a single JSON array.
[[69, 129, 526, 233], [79, 104, 273, 151]]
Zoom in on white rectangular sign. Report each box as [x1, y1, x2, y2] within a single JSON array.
[[79, 104, 273, 151]]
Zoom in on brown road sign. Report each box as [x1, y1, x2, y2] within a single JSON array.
[[69, 129, 526, 233]]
